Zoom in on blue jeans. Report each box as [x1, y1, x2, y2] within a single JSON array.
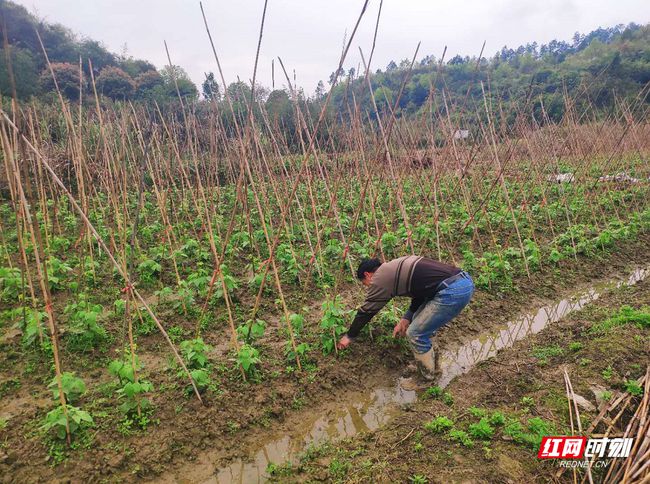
[[406, 272, 474, 354]]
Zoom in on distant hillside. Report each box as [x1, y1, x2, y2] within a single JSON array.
[[0, 0, 197, 101], [330, 23, 650, 123], [1, 0, 648, 137]]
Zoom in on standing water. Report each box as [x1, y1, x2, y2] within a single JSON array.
[[155, 266, 648, 484]]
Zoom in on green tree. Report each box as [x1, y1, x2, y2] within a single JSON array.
[[160, 65, 198, 100], [226, 80, 251, 104], [314, 80, 326, 100], [0, 47, 39, 98], [202, 71, 220, 101], [39, 62, 81, 100], [135, 70, 164, 98], [265, 89, 292, 122], [96, 66, 135, 100], [119, 57, 156, 78], [79, 39, 115, 74]]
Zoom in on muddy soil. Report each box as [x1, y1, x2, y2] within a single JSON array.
[[280, 267, 650, 483], [0, 234, 648, 483]]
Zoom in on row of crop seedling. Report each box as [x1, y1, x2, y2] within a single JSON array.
[[1, 82, 648, 450], [18, 292, 352, 447], [421, 389, 556, 452], [4, 199, 644, 315]]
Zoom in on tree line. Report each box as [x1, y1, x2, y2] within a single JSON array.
[[1, 0, 648, 139], [0, 1, 197, 102], [329, 23, 650, 124]]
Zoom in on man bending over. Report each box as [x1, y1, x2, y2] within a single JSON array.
[[337, 256, 474, 380]]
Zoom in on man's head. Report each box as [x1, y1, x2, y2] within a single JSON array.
[[357, 258, 382, 287]]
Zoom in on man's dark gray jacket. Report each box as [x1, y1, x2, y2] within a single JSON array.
[[346, 255, 460, 338]]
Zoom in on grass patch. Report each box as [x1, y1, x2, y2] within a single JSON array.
[[532, 345, 564, 364], [589, 305, 650, 334]]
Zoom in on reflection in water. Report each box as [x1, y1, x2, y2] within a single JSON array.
[[437, 267, 647, 388], [212, 386, 416, 484], [160, 266, 648, 484]]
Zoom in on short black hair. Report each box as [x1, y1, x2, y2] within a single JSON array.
[[357, 258, 382, 280]]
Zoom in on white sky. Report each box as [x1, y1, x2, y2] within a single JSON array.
[[13, 0, 650, 96]]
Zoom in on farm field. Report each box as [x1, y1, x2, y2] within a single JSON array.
[[1, 3, 650, 483], [1, 102, 649, 482]]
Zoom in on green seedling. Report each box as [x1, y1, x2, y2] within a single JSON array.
[[624, 380, 642, 397], [468, 406, 487, 418], [320, 296, 347, 355], [423, 416, 454, 433], [568, 342, 583, 352], [284, 341, 311, 362], [602, 366, 614, 381], [41, 405, 93, 441], [520, 396, 535, 408], [448, 429, 474, 448], [0, 267, 22, 302], [20, 308, 47, 347], [504, 416, 555, 448], [137, 259, 162, 285], [423, 385, 443, 399], [48, 372, 86, 404], [489, 412, 505, 426], [442, 392, 454, 406], [179, 338, 212, 369], [236, 344, 261, 377], [64, 296, 106, 351], [468, 418, 495, 440], [237, 319, 266, 341]]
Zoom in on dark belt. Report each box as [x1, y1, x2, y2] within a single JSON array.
[[436, 271, 470, 291]]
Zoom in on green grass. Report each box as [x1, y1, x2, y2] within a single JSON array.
[[589, 305, 650, 334], [532, 345, 564, 364]]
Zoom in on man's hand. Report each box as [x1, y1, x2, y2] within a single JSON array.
[[393, 318, 410, 338], [337, 335, 352, 350]]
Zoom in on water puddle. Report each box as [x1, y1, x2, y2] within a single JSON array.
[[437, 266, 648, 387], [155, 385, 417, 484], [214, 387, 415, 483], [158, 265, 648, 484]]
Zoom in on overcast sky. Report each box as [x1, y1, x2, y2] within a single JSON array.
[[13, 0, 650, 96]]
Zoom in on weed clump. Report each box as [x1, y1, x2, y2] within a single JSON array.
[[468, 417, 495, 440], [423, 416, 454, 433], [589, 305, 650, 333], [448, 429, 474, 448]]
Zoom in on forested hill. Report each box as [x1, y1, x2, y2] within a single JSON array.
[[330, 23, 650, 123], [1, 0, 649, 127], [0, 1, 197, 102]]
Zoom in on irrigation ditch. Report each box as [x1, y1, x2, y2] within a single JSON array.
[[152, 261, 649, 484]]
